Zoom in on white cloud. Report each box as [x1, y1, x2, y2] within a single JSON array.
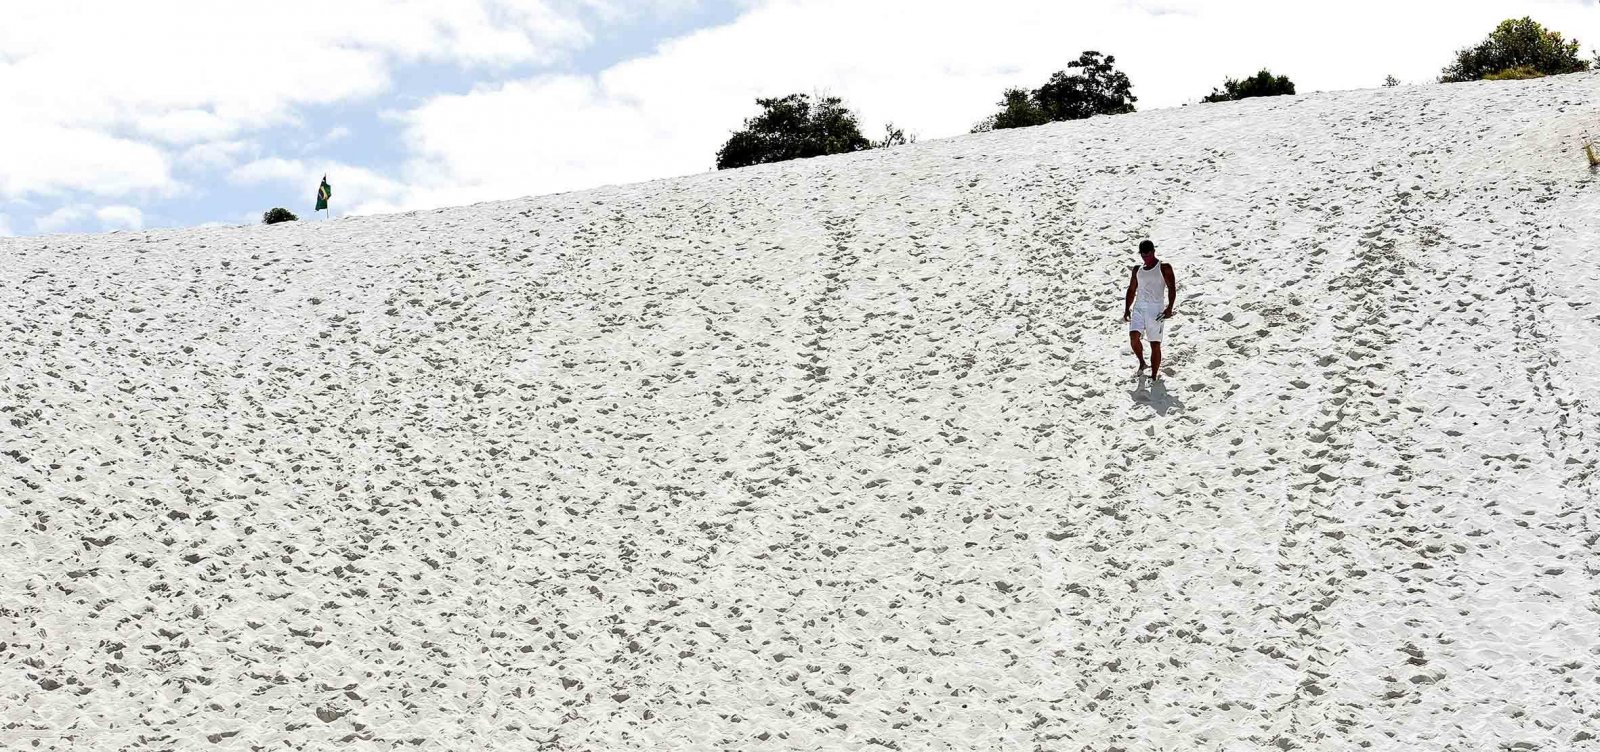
[[96, 204, 144, 230], [379, 0, 1600, 212], [34, 205, 90, 233], [229, 157, 312, 185], [33, 202, 148, 233], [298, 126, 356, 155], [180, 140, 255, 172], [394, 75, 673, 206], [0, 123, 172, 199], [0, 214, 12, 237], [0, 0, 661, 202], [231, 157, 408, 215], [135, 109, 241, 144]]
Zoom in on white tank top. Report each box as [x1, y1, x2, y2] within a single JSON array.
[[1134, 263, 1166, 306]]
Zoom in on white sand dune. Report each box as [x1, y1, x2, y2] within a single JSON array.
[[3, 73, 1599, 750]]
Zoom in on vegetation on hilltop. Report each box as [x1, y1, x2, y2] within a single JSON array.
[[262, 208, 298, 224], [714, 94, 873, 170], [972, 51, 1136, 132], [1440, 17, 1591, 82], [1202, 69, 1296, 103]]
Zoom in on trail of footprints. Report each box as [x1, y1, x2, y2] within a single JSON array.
[[2, 75, 1599, 749]]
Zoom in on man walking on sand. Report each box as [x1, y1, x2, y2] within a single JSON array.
[[1124, 239, 1177, 379]]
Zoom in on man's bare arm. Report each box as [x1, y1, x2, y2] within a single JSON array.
[[1124, 267, 1138, 321], [1161, 263, 1177, 317]]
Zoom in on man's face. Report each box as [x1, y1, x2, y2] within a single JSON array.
[[1140, 250, 1155, 264]]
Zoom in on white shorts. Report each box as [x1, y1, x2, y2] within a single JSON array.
[[1128, 305, 1165, 342]]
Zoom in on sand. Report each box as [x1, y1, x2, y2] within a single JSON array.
[[2, 72, 1599, 750]]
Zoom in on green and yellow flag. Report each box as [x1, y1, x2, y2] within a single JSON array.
[[315, 175, 332, 212]]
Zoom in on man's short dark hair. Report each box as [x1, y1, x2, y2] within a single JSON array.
[[1139, 240, 1155, 254]]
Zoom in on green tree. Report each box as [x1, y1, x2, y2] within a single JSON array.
[[715, 93, 872, 170], [1202, 69, 1296, 103], [971, 88, 1051, 133], [1440, 17, 1591, 82], [1033, 51, 1137, 121], [262, 207, 298, 224], [972, 51, 1136, 132]]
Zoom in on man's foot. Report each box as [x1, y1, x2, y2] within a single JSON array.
[[1135, 362, 1147, 375]]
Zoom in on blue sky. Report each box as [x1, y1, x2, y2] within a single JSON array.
[[2, 0, 1595, 237], [1, 1, 752, 235], [159, 2, 748, 231]]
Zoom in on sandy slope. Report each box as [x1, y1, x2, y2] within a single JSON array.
[[3, 73, 1599, 750]]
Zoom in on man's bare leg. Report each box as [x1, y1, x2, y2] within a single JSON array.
[[1129, 331, 1146, 373], [1150, 341, 1163, 379]]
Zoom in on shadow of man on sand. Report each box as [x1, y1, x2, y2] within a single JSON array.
[[1130, 374, 1185, 416]]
